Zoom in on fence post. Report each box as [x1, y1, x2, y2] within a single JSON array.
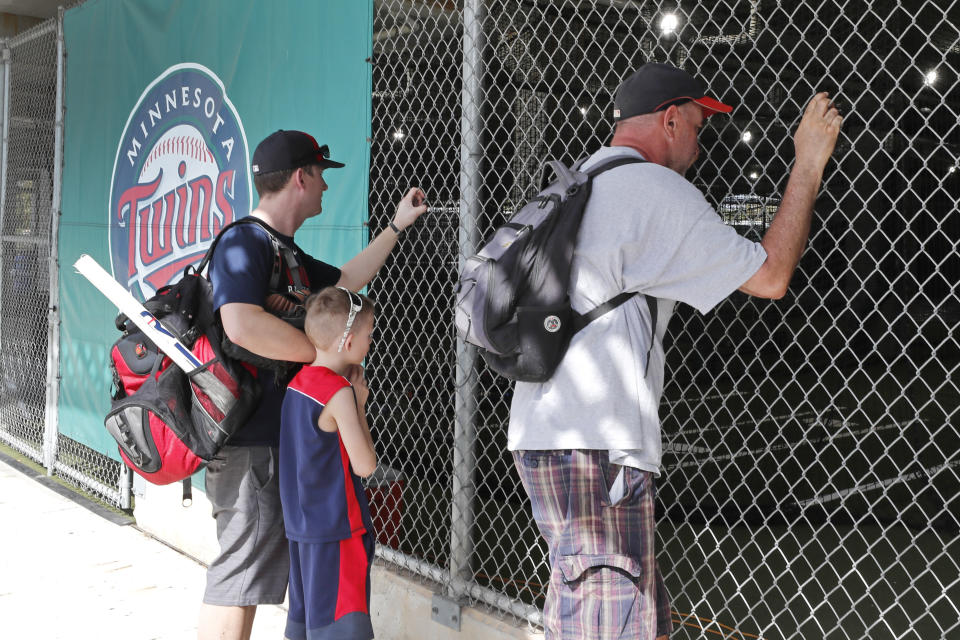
[[449, 0, 485, 601], [0, 42, 9, 357], [43, 8, 65, 474]]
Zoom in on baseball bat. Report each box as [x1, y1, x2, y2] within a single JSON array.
[[73, 254, 203, 373]]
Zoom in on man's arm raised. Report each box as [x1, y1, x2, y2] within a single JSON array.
[[336, 187, 428, 291], [740, 92, 843, 299]]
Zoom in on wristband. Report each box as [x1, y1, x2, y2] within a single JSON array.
[[388, 221, 402, 235]]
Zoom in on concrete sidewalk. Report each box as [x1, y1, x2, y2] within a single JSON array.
[[0, 454, 288, 639]]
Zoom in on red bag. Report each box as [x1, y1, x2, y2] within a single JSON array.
[[105, 269, 259, 485]]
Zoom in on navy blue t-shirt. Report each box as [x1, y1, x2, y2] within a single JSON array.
[[210, 219, 341, 446]]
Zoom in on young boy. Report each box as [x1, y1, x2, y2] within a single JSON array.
[[279, 286, 378, 640]]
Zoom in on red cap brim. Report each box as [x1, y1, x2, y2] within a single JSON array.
[[693, 96, 733, 117]]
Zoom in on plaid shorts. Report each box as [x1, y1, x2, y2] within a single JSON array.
[[513, 449, 672, 640]]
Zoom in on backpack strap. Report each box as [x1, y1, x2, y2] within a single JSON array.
[[257, 226, 301, 292], [584, 155, 646, 178], [182, 477, 193, 507], [546, 160, 581, 192], [572, 291, 638, 332], [641, 295, 657, 377], [195, 217, 260, 275], [276, 243, 306, 291], [195, 216, 302, 292], [572, 155, 658, 375], [237, 219, 305, 292], [572, 293, 658, 377]]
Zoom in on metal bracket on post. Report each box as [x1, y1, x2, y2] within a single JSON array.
[[120, 464, 134, 511], [431, 593, 461, 631]]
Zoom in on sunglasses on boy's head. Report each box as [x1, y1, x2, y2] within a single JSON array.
[[336, 287, 363, 353]]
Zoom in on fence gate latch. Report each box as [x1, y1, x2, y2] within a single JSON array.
[[431, 593, 461, 631]]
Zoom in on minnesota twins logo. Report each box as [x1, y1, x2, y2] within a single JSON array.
[[109, 63, 250, 300]]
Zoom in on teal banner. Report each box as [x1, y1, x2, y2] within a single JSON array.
[[60, 0, 373, 458]]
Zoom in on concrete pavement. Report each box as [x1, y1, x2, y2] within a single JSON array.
[[0, 453, 288, 639]]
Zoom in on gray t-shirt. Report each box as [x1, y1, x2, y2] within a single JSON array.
[[507, 146, 768, 474]]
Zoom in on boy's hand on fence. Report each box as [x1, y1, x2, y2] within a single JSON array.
[[347, 365, 370, 409]]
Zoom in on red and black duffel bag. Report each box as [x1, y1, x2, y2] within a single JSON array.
[[105, 224, 260, 487]]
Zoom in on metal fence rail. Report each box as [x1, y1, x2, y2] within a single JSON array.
[[367, 0, 960, 637]]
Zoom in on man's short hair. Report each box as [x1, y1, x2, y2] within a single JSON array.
[[303, 286, 375, 350], [253, 163, 318, 197]]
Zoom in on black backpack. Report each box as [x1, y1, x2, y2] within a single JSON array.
[[454, 156, 657, 382]]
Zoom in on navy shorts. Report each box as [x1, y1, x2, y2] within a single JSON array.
[[285, 533, 375, 640]]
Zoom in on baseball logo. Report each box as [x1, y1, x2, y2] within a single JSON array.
[[109, 63, 251, 300], [544, 315, 562, 333]]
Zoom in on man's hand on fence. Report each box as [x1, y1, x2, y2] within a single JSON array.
[[793, 92, 843, 174], [392, 187, 429, 231]]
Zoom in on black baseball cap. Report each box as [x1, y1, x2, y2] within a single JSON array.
[[613, 62, 732, 121], [251, 129, 345, 175]]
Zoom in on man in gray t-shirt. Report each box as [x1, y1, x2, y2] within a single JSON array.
[[509, 63, 842, 640]]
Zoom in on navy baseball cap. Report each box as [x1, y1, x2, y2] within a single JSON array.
[[613, 63, 732, 121], [251, 130, 345, 175]]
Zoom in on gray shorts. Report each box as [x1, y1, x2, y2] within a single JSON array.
[[203, 445, 289, 606]]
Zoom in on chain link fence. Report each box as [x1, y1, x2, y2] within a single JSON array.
[[0, 1, 957, 637], [366, 0, 960, 637], [0, 13, 124, 507], [0, 20, 58, 464]]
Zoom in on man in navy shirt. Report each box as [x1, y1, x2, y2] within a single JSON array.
[[198, 129, 427, 640]]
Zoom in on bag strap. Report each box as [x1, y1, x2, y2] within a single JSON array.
[[571, 155, 656, 374], [641, 295, 657, 377], [276, 243, 305, 291], [259, 226, 304, 292], [544, 155, 645, 191], [182, 477, 193, 507], [572, 291, 637, 332], [584, 155, 646, 178], [572, 293, 658, 376], [545, 160, 580, 192], [195, 217, 260, 274], [194, 217, 301, 291]]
